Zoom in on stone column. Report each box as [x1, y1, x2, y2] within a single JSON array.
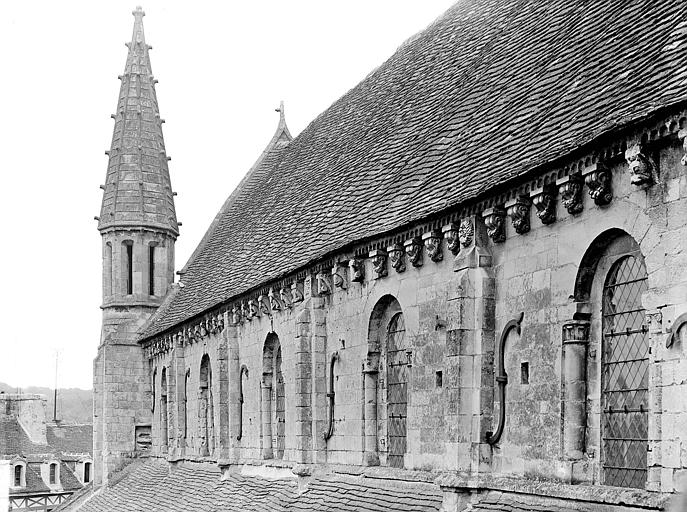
[[216, 313, 231, 461], [261, 374, 273, 459], [226, 318, 241, 463], [362, 350, 380, 465], [449, 215, 495, 474], [307, 275, 327, 464], [171, 333, 186, 459], [562, 318, 590, 460]]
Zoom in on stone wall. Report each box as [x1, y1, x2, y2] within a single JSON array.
[[143, 141, 687, 494]]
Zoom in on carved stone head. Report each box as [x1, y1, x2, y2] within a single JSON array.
[[403, 237, 423, 266], [441, 223, 460, 255], [387, 243, 406, 273], [625, 144, 657, 186], [369, 249, 388, 278], [422, 230, 443, 262], [349, 258, 365, 283]]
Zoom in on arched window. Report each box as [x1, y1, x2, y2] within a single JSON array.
[[183, 369, 190, 443], [262, 333, 285, 460], [13, 463, 24, 487], [199, 355, 215, 456], [160, 367, 168, 453], [148, 244, 156, 296], [122, 240, 134, 295], [386, 311, 408, 468], [366, 295, 409, 468], [104, 242, 113, 297], [601, 255, 649, 488], [49, 463, 57, 485], [572, 229, 650, 490]]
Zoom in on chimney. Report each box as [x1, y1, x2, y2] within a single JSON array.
[[0, 394, 48, 445]]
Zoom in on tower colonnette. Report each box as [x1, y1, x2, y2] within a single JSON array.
[[93, 6, 178, 485]]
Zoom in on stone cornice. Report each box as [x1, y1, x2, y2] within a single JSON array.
[[141, 105, 687, 355]]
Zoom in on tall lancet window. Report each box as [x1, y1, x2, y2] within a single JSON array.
[[122, 241, 134, 295]]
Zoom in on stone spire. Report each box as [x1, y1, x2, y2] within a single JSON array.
[[98, 6, 178, 236]]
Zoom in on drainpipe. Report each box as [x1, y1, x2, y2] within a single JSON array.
[[487, 312, 523, 446], [236, 365, 248, 441], [323, 352, 340, 441]]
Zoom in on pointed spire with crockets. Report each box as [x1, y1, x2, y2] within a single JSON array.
[[98, 6, 178, 236]]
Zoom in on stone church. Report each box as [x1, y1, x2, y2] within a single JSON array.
[[67, 1, 687, 511]]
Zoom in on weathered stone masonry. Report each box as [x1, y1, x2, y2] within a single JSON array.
[[143, 115, 687, 500]]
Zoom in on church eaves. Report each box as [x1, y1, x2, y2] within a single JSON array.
[[140, 0, 687, 339], [98, 6, 178, 236]]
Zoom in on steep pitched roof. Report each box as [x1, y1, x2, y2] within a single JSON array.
[[143, 0, 687, 338], [58, 459, 442, 512], [98, 6, 178, 236], [47, 425, 93, 455]]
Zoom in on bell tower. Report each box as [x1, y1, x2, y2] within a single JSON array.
[[93, 6, 178, 485]]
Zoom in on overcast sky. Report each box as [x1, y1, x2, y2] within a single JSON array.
[[0, 1, 456, 390]]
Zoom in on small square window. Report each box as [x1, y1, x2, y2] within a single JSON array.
[[521, 362, 530, 385], [435, 370, 443, 388]]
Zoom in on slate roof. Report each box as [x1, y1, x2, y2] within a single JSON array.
[[61, 459, 443, 512], [141, 0, 687, 338], [98, 7, 178, 236], [47, 424, 93, 455]]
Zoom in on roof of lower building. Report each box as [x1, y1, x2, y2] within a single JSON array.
[[57, 459, 443, 512], [141, 0, 687, 338]]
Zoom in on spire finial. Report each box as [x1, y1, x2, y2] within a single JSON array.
[[275, 100, 285, 122], [133, 6, 145, 18]]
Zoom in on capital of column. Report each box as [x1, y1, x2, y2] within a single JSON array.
[[562, 319, 590, 345]]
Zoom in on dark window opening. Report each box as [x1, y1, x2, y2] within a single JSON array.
[[148, 245, 155, 296], [521, 362, 529, 384], [84, 462, 91, 483], [14, 465, 22, 486], [126, 244, 133, 295], [435, 370, 443, 388], [49, 463, 57, 484]]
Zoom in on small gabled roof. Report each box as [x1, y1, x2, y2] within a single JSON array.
[[142, 0, 687, 338], [98, 6, 178, 236]]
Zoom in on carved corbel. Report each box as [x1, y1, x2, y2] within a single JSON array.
[[217, 314, 225, 333], [557, 173, 584, 215], [258, 294, 271, 316], [291, 281, 304, 303], [422, 230, 443, 262], [530, 183, 557, 225], [231, 305, 242, 325], [403, 237, 423, 267], [175, 332, 184, 348], [441, 223, 460, 255], [316, 272, 332, 295], [458, 218, 474, 248], [247, 299, 259, 320], [679, 128, 687, 166], [268, 288, 282, 312], [209, 316, 218, 335], [387, 243, 406, 273], [482, 206, 507, 242], [193, 324, 203, 341], [279, 286, 293, 309], [183, 327, 192, 345], [505, 195, 531, 234], [332, 263, 347, 290], [582, 162, 612, 206], [369, 249, 388, 278], [625, 143, 658, 187], [349, 258, 365, 283], [241, 302, 250, 322]]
